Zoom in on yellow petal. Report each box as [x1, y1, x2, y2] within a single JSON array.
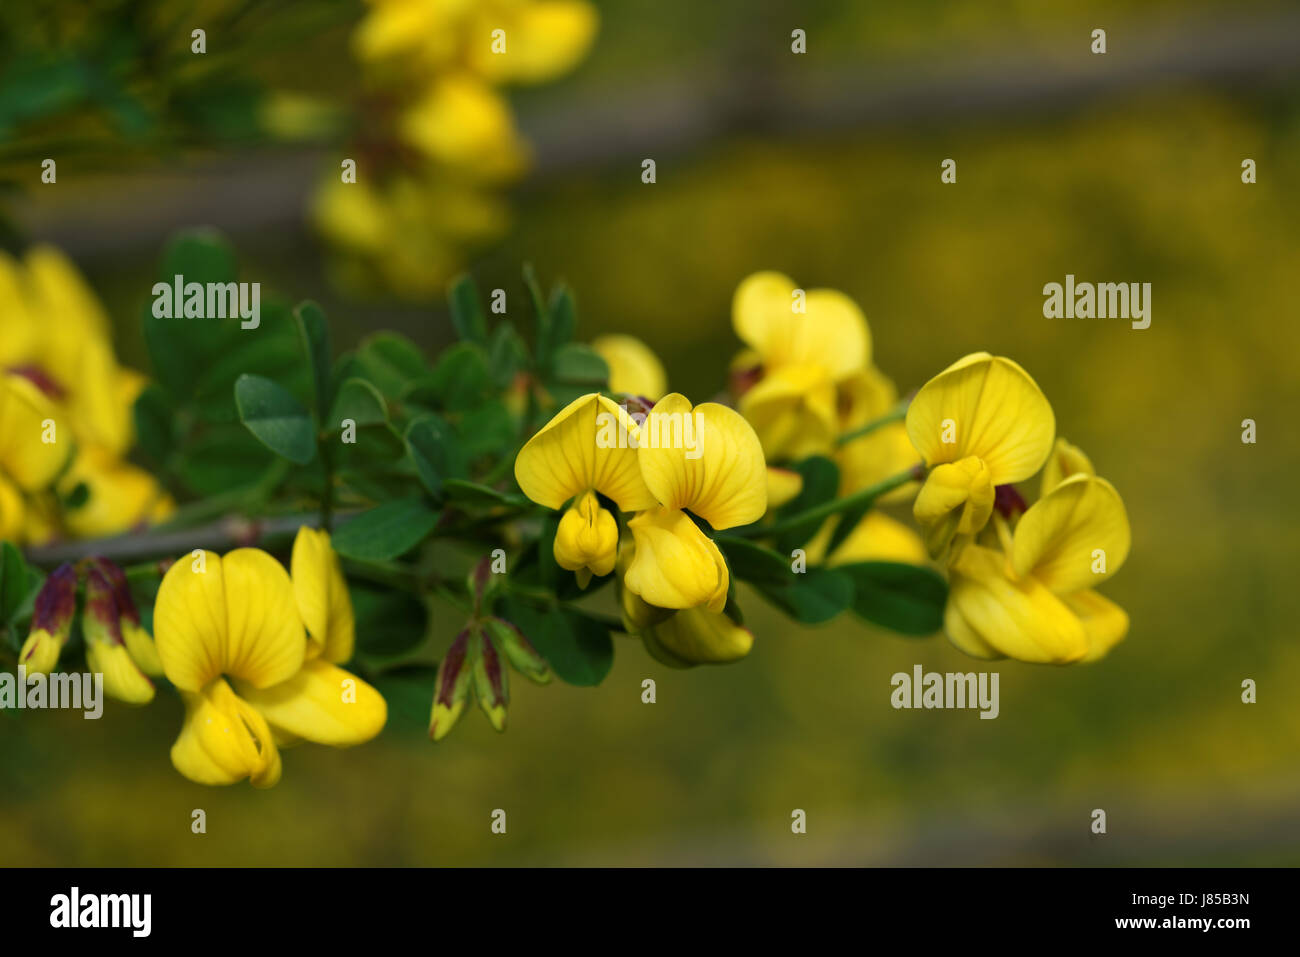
[[913, 456, 995, 543], [221, 549, 308, 688], [947, 544, 1088, 664], [171, 679, 282, 788], [905, 352, 1055, 484], [399, 75, 528, 175], [122, 622, 165, 677], [942, 599, 1005, 660], [0, 374, 69, 491], [823, 511, 929, 566], [154, 549, 305, 692], [591, 334, 667, 400], [19, 629, 63, 675], [58, 448, 167, 539], [1040, 436, 1096, 497], [836, 420, 921, 505], [624, 506, 729, 612], [514, 392, 657, 512], [291, 526, 355, 663], [765, 466, 804, 510], [471, 1, 599, 83], [641, 606, 753, 667], [553, 490, 619, 580], [236, 659, 387, 747], [731, 272, 870, 378], [738, 364, 839, 461], [67, 336, 132, 455], [638, 394, 767, 529], [1065, 589, 1129, 663], [0, 472, 25, 542], [86, 640, 155, 705], [1011, 475, 1130, 594]]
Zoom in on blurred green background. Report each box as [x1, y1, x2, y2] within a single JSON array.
[[3, 0, 1299, 865]]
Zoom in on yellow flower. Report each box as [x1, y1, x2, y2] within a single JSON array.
[[57, 447, 174, 539], [623, 394, 767, 612], [905, 352, 1055, 558], [731, 271, 872, 461], [835, 366, 920, 504], [591, 334, 667, 400], [355, 0, 598, 86], [805, 511, 929, 567], [83, 564, 155, 704], [153, 532, 386, 787], [1040, 436, 1095, 497], [514, 393, 657, 586], [399, 74, 530, 174], [944, 474, 1131, 664], [616, 539, 753, 666]]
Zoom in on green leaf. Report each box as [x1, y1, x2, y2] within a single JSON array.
[[447, 274, 488, 345], [542, 283, 577, 360], [454, 400, 516, 462], [352, 332, 428, 399], [177, 425, 279, 496], [329, 377, 388, 430], [132, 383, 175, 467], [839, 561, 947, 636], [404, 415, 466, 499], [441, 480, 528, 508], [549, 343, 609, 386], [422, 342, 492, 411], [0, 542, 29, 625], [350, 582, 429, 658], [294, 301, 333, 421], [717, 537, 854, 624], [499, 599, 613, 687], [774, 455, 839, 552], [234, 374, 317, 465], [487, 321, 527, 389], [332, 500, 439, 561]]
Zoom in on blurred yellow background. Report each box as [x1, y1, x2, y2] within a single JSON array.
[[2, 0, 1299, 864]]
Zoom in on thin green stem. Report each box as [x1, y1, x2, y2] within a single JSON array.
[[737, 464, 924, 539], [835, 399, 910, 447]]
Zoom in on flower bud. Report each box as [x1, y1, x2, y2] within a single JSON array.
[[473, 631, 509, 732], [82, 565, 154, 704], [482, 617, 550, 684], [429, 626, 475, 741], [18, 563, 78, 675], [90, 558, 164, 676]]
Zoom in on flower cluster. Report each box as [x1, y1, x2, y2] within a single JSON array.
[[315, 0, 598, 295], [0, 247, 172, 543], [905, 353, 1132, 663], [514, 391, 768, 666]]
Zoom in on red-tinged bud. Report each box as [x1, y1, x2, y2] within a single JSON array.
[[467, 555, 494, 616], [18, 563, 78, 675], [993, 483, 1028, 520], [429, 626, 476, 741], [88, 557, 164, 676], [473, 630, 509, 732], [82, 566, 154, 704], [483, 616, 550, 684]]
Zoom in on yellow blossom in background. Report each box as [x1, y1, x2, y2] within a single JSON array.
[[905, 352, 1055, 561], [591, 334, 667, 400], [0, 246, 172, 544], [153, 531, 386, 787], [325, 0, 599, 297], [945, 473, 1131, 664]]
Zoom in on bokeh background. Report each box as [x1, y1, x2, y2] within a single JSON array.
[[3, 0, 1299, 865]]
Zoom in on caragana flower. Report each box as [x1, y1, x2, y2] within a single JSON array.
[[514, 393, 657, 586], [905, 352, 1055, 559], [944, 473, 1131, 664], [623, 394, 767, 612], [731, 271, 872, 461], [591, 334, 667, 401], [153, 530, 386, 787]]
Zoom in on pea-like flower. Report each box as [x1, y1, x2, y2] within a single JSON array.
[[514, 393, 658, 586], [623, 394, 767, 612], [153, 528, 386, 787], [905, 352, 1056, 560], [591, 334, 667, 401], [945, 472, 1131, 663]]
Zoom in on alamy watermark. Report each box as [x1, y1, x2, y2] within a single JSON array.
[[891, 664, 999, 719], [1043, 274, 1150, 329], [597, 408, 704, 459], [151, 274, 261, 329], [0, 666, 103, 719]]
